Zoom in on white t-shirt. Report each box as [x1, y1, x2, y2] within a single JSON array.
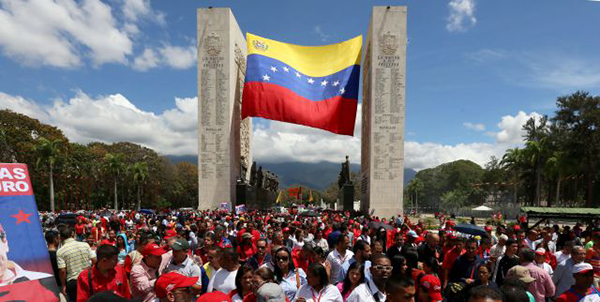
[[207, 268, 238, 294], [346, 278, 385, 302], [555, 251, 571, 264], [293, 284, 343, 302], [536, 262, 554, 277], [326, 249, 354, 284]]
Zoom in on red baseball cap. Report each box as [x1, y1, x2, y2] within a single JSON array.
[[196, 291, 232, 302], [142, 243, 167, 257], [420, 275, 443, 301], [164, 228, 177, 239], [513, 225, 521, 231], [155, 272, 199, 299], [484, 226, 492, 232]]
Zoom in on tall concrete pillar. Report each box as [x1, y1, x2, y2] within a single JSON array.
[[197, 8, 251, 210], [360, 6, 407, 217]]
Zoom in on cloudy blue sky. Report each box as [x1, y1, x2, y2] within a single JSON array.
[[1, 0, 599, 170]]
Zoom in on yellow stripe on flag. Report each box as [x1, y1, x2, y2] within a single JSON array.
[[247, 33, 362, 78]]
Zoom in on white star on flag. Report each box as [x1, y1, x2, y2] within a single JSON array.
[[307, 78, 315, 84], [283, 66, 289, 72], [270, 66, 278, 72], [340, 87, 345, 94], [320, 80, 328, 86], [333, 80, 340, 86], [263, 74, 271, 81], [295, 72, 301, 78]]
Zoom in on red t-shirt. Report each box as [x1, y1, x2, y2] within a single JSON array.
[[292, 249, 309, 272], [75, 223, 86, 235], [442, 247, 463, 270], [237, 244, 257, 262], [76, 265, 131, 302], [556, 286, 599, 302]]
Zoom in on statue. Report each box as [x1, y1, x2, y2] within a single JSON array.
[[338, 155, 351, 189], [249, 161, 257, 186], [240, 156, 248, 183], [256, 166, 264, 189]]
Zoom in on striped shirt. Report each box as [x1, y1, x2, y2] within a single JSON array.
[[57, 238, 95, 281]]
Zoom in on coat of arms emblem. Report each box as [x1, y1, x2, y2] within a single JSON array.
[[252, 39, 269, 52], [204, 32, 222, 56], [379, 31, 398, 55]]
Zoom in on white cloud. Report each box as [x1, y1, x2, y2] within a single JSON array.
[[122, 0, 165, 25], [466, 49, 600, 90], [121, 0, 165, 36], [0, 0, 195, 71], [0, 0, 133, 68], [133, 48, 160, 71], [494, 111, 542, 145], [446, 0, 477, 32], [0, 91, 540, 171], [0, 91, 198, 155], [159, 44, 197, 69], [465, 49, 507, 63], [313, 26, 331, 42], [131, 43, 197, 71], [463, 122, 485, 131], [525, 56, 600, 89]]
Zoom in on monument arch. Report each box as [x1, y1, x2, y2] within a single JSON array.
[[197, 6, 406, 217]]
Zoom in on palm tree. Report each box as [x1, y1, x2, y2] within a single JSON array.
[[32, 137, 63, 211], [501, 148, 522, 205], [523, 138, 549, 206], [406, 178, 424, 214], [104, 153, 125, 210], [130, 162, 149, 210], [545, 151, 569, 206]]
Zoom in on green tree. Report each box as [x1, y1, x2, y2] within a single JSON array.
[[32, 137, 64, 212], [482, 156, 509, 205], [104, 153, 125, 210], [522, 116, 550, 206], [406, 178, 424, 213], [501, 148, 523, 204], [130, 162, 149, 210], [552, 91, 600, 207]]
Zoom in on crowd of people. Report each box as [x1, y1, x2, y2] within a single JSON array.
[[40, 208, 600, 302]]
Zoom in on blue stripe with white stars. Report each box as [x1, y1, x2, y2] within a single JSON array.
[[244, 54, 360, 101]]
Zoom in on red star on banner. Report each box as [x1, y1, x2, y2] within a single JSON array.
[[11, 210, 32, 225]]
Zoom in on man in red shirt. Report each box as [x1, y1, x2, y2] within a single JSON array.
[[556, 263, 599, 302], [76, 244, 131, 302], [442, 237, 464, 288], [100, 230, 117, 246], [75, 218, 86, 241], [237, 222, 261, 245]]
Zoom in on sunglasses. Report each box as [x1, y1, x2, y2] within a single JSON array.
[[372, 265, 393, 272], [276, 256, 289, 261]]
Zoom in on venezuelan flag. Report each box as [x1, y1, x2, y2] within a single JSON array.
[[242, 33, 361, 136]]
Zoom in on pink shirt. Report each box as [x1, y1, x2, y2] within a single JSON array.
[[523, 262, 555, 301], [336, 282, 351, 301], [130, 256, 169, 302]]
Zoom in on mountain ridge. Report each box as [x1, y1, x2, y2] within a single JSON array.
[[166, 155, 417, 190]]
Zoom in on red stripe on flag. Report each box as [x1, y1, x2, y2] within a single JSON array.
[[242, 82, 358, 136]]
